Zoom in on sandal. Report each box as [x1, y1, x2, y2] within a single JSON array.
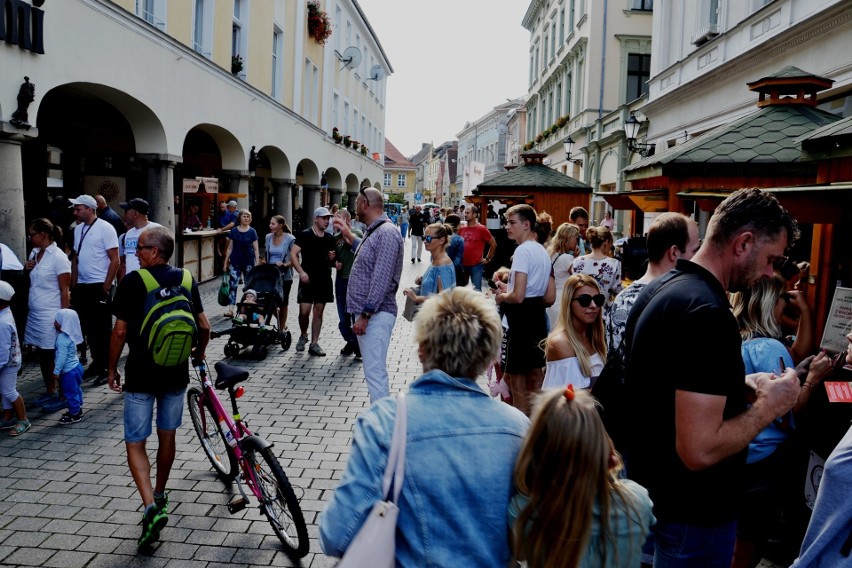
[[9, 420, 31, 436], [223, 310, 234, 318]]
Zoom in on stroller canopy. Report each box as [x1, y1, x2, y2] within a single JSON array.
[[244, 264, 284, 302]]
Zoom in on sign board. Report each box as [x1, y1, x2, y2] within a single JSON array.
[[463, 162, 485, 196], [820, 287, 852, 354], [183, 177, 219, 194], [414, 193, 422, 201]]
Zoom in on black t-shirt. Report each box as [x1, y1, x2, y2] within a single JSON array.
[[294, 228, 335, 279], [623, 259, 747, 525], [409, 212, 427, 236], [112, 264, 203, 394]]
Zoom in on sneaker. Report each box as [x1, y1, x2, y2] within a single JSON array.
[[138, 506, 168, 550], [353, 342, 362, 359], [411, 258, 415, 264], [340, 341, 356, 356], [33, 392, 57, 406], [93, 375, 109, 386], [308, 343, 326, 357], [59, 411, 83, 425], [41, 396, 69, 413], [296, 335, 309, 351], [418, 258, 422, 262], [154, 492, 169, 513]]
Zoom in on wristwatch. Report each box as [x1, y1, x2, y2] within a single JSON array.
[[360, 311, 373, 320]]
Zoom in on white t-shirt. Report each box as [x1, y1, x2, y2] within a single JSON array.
[[508, 240, 551, 297], [74, 218, 118, 284], [121, 222, 162, 274]]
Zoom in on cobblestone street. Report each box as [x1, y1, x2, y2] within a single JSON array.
[[0, 252, 427, 567]]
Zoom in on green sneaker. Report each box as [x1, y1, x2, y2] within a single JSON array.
[[137, 505, 168, 550], [153, 492, 169, 513]]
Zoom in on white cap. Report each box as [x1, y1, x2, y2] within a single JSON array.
[[314, 207, 333, 218], [69, 194, 97, 209], [0, 280, 14, 302]]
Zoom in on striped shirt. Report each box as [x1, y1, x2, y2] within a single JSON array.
[[346, 214, 404, 316]]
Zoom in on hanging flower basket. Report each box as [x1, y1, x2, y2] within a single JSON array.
[[343, 135, 351, 148], [307, 2, 333, 45], [360, 145, 368, 155], [352, 140, 360, 151], [231, 55, 244, 74]]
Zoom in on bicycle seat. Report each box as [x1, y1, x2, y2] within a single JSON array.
[[213, 361, 250, 390]]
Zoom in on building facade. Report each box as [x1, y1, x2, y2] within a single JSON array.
[[382, 138, 416, 204], [456, 98, 524, 196], [0, 0, 392, 261]]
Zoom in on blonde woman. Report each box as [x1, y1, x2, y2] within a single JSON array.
[[570, 226, 622, 309], [403, 223, 456, 304], [510, 387, 654, 568], [222, 209, 259, 317], [545, 223, 580, 327], [542, 274, 607, 390]]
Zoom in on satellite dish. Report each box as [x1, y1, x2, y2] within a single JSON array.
[[543, 158, 551, 165], [337, 46, 362, 71], [367, 64, 385, 81]]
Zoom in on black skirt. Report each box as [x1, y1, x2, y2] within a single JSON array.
[[502, 296, 547, 374]]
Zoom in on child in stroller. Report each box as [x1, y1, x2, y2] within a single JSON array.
[[211, 265, 291, 359]]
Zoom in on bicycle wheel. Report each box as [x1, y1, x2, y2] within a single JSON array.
[[242, 437, 309, 557], [186, 387, 237, 481]]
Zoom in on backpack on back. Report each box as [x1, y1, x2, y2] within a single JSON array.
[[138, 268, 197, 367]]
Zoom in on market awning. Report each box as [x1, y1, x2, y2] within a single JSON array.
[[676, 190, 731, 212], [597, 189, 669, 212]]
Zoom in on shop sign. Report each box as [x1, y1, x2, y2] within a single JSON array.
[[0, 0, 45, 54], [183, 177, 219, 194]]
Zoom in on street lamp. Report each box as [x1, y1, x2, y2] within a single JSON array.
[[623, 112, 655, 157], [563, 135, 582, 165]]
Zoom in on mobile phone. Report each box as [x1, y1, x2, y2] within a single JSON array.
[[779, 356, 786, 374]]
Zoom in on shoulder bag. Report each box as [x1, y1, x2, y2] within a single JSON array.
[[338, 393, 408, 568]]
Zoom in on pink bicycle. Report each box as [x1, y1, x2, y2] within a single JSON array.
[[187, 361, 309, 557]]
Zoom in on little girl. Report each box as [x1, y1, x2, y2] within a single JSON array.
[[0, 281, 30, 436], [53, 309, 85, 425], [510, 387, 655, 568]]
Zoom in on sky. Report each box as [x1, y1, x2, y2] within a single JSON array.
[[354, 0, 531, 158]]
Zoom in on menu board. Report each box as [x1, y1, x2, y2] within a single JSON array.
[[820, 287, 852, 354]]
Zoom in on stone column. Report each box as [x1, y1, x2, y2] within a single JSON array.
[[329, 187, 343, 209], [302, 185, 320, 219], [137, 153, 180, 233], [222, 170, 251, 210], [346, 188, 359, 214], [271, 178, 295, 228], [0, 124, 37, 260]]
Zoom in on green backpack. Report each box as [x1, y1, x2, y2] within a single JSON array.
[[138, 268, 198, 367]]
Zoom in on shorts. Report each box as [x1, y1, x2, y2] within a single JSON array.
[[124, 389, 186, 443], [280, 279, 293, 307], [298, 275, 333, 304]]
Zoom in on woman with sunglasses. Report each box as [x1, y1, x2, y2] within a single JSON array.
[[729, 275, 834, 568], [403, 223, 456, 305], [23, 218, 72, 411], [570, 226, 622, 310], [542, 274, 607, 390]]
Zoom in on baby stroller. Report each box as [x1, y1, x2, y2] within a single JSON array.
[[211, 264, 291, 359]]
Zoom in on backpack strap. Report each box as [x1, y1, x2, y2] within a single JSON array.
[[180, 268, 192, 293], [138, 268, 159, 293]]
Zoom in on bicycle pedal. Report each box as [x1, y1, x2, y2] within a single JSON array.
[[227, 497, 247, 514]]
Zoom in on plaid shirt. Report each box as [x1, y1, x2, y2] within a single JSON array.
[[346, 214, 404, 316]]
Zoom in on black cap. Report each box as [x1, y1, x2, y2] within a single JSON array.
[[119, 198, 150, 215]]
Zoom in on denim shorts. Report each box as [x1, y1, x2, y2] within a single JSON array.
[[124, 389, 186, 443]]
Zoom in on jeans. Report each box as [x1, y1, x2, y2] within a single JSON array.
[[228, 264, 253, 305], [123, 388, 186, 443], [355, 311, 395, 402], [335, 276, 356, 344], [399, 223, 408, 239], [464, 263, 484, 291], [73, 283, 112, 373], [59, 363, 84, 415], [652, 519, 737, 568], [410, 236, 423, 260]]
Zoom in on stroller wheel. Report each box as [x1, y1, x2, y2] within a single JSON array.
[[257, 345, 268, 360], [280, 330, 292, 351], [224, 343, 240, 358]]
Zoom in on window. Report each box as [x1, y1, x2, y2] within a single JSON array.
[[303, 59, 318, 122], [384, 173, 392, 187], [535, 46, 541, 73], [193, 0, 213, 57], [397, 174, 406, 188], [631, 0, 653, 10], [559, 9, 565, 43], [529, 52, 535, 84], [555, 82, 562, 119], [272, 27, 283, 99], [551, 22, 557, 56], [569, 0, 575, 29], [626, 53, 651, 102], [543, 35, 548, 65], [565, 72, 572, 115], [232, 0, 248, 66], [547, 91, 554, 125], [136, 0, 165, 28]]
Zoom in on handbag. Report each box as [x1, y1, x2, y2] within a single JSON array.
[[337, 394, 408, 568], [402, 286, 421, 322], [217, 273, 230, 306]]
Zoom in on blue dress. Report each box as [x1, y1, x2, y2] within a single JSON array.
[[420, 263, 455, 296]]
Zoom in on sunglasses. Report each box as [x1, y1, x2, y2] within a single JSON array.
[[423, 235, 443, 243], [573, 293, 605, 308]]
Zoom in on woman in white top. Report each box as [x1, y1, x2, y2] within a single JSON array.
[[542, 274, 607, 390], [545, 223, 580, 328], [570, 226, 622, 310], [24, 218, 72, 403], [495, 204, 555, 416]]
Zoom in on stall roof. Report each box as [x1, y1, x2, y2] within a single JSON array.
[[477, 156, 592, 191], [597, 189, 669, 212]]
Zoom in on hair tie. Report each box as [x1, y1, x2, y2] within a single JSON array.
[[564, 384, 575, 401]]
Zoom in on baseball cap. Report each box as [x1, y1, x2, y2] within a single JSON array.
[[0, 281, 14, 302], [69, 195, 97, 209], [314, 207, 333, 218], [227, 200, 238, 207], [119, 198, 150, 215]]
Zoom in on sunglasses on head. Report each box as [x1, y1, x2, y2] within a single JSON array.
[[573, 293, 605, 308]]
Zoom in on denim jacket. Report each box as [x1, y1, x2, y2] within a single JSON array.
[[319, 369, 530, 567]]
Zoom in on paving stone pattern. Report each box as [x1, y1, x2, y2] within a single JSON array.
[[0, 251, 786, 568]]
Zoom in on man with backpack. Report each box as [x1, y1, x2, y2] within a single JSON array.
[[107, 225, 210, 551]]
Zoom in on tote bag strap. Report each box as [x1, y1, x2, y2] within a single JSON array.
[[381, 393, 407, 504]]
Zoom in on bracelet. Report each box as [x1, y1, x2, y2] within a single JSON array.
[[802, 382, 817, 390]]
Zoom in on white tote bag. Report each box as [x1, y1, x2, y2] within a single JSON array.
[[337, 393, 408, 568]]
